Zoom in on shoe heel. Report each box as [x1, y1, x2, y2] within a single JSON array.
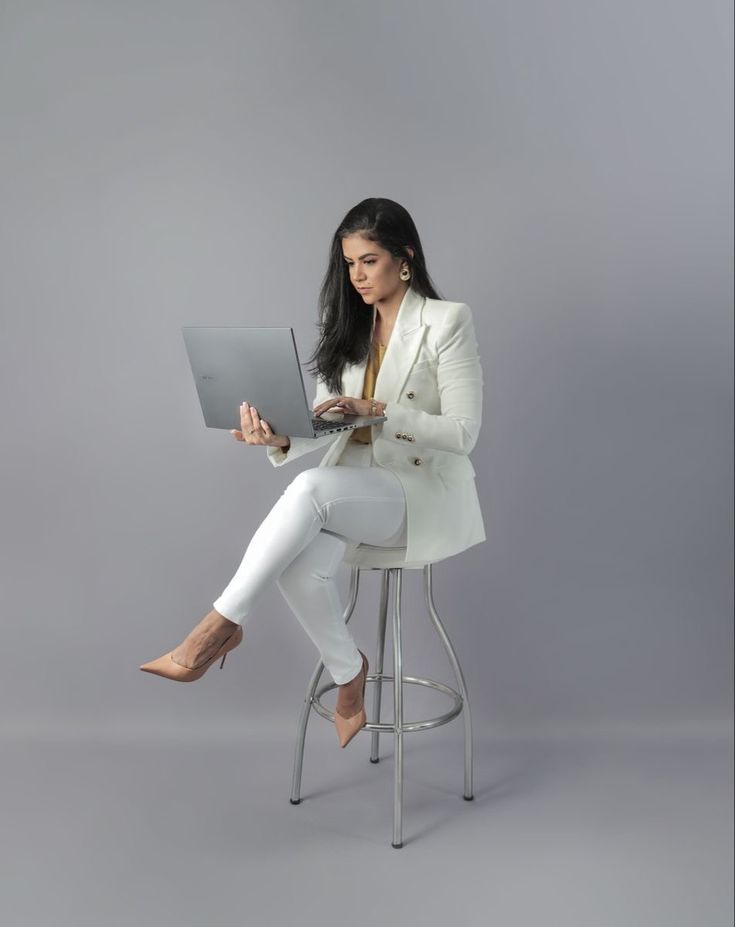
[[218, 624, 243, 668]]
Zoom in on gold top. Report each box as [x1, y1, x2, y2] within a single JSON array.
[[349, 340, 386, 444]]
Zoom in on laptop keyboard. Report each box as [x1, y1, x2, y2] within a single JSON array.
[[311, 417, 347, 432]]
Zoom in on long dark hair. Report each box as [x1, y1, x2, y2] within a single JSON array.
[[305, 197, 443, 394]]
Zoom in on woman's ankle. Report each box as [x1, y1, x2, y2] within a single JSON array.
[[209, 608, 240, 630]]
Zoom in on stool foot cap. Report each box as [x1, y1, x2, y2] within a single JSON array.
[[463, 794, 474, 801], [369, 757, 380, 764], [289, 798, 301, 805], [391, 842, 403, 849]]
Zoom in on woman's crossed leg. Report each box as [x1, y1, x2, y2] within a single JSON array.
[[212, 464, 406, 683]]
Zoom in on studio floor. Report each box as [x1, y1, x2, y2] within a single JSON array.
[[1, 724, 732, 927]]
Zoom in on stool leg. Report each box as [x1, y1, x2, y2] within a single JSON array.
[[391, 567, 404, 848], [290, 565, 361, 805], [370, 569, 390, 764], [424, 563, 474, 800]]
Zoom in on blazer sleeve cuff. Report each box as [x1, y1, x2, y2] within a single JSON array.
[[381, 402, 479, 456], [266, 444, 291, 467]]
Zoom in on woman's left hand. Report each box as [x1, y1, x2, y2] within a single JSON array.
[[313, 395, 375, 418]]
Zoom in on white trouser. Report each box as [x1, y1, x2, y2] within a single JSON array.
[[212, 441, 407, 684]]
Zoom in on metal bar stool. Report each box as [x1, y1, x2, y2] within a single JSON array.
[[289, 543, 474, 848]]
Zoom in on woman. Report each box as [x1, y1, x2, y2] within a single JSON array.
[[140, 197, 486, 748]]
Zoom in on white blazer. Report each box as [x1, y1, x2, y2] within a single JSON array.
[[266, 284, 486, 563]]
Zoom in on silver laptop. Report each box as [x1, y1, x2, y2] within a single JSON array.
[[181, 326, 387, 437]]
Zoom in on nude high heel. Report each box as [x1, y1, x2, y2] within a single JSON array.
[[334, 650, 369, 748], [139, 625, 243, 682]]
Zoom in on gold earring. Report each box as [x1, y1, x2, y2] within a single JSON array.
[[399, 265, 411, 281]]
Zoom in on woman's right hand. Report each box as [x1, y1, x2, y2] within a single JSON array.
[[230, 401, 290, 449]]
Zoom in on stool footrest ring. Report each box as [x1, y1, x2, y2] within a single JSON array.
[[312, 673, 464, 733]]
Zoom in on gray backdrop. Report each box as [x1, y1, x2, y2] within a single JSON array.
[[0, 0, 731, 743]]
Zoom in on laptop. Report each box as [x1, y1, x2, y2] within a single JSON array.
[[181, 326, 388, 437]]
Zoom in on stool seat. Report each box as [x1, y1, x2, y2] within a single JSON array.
[[342, 542, 436, 570], [289, 555, 475, 848]]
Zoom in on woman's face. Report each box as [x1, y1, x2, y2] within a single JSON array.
[[341, 234, 413, 305]]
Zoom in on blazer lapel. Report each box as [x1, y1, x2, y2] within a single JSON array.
[[373, 285, 427, 404]]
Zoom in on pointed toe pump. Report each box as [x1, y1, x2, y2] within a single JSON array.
[[140, 624, 243, 682], [334, 650, 369, 748]]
